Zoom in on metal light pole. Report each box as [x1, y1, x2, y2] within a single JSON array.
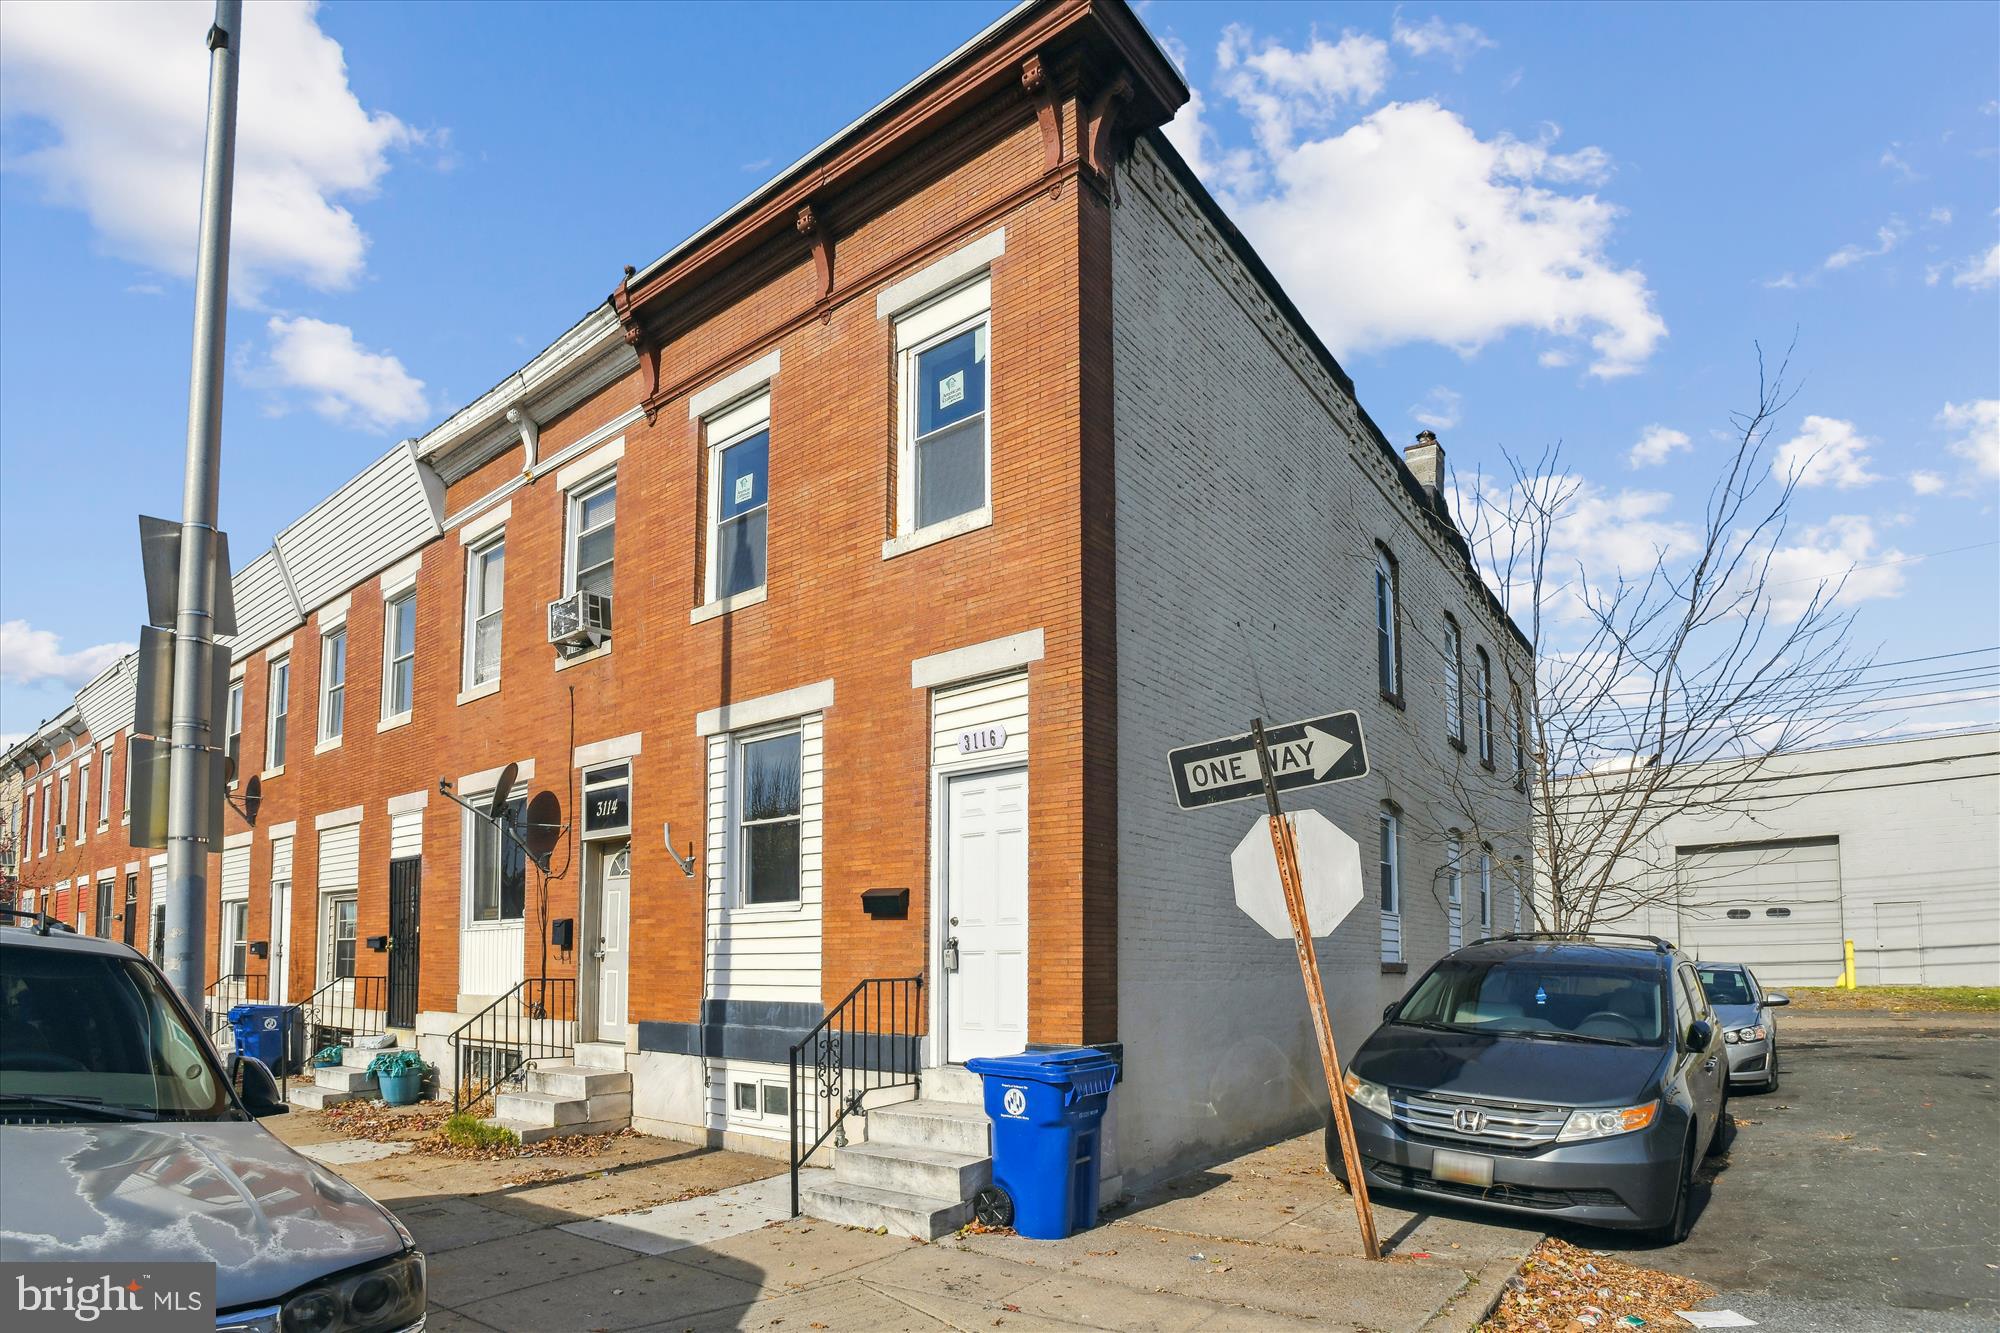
[[162, 0, 242, 1005]]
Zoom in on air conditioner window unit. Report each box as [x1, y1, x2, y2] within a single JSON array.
[[548, 590, 613, 649]]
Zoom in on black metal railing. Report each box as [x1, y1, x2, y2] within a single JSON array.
[[203, 972, 268, 1038], [298, 974, 388, 1056], [788, 975, 924, 1217], [447, 977, 577, 1114]]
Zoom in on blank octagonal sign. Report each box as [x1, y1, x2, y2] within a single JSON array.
[[1230, 809, 1365, 940]]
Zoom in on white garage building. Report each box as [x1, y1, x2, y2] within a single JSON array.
[[1591, 729, 1999, 988]]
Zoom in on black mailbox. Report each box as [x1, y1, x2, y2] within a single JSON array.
[[861, 887, 909, 920], [365, 935, 389, 953], [551, 917, 575, 951], [248, 940, 269, 959]]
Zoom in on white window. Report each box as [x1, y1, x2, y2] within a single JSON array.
[[1442, 616, 1463, 744], [704, 396, 771, 604], [326, 896, 358, 979], [895, 278, 991, 539], [38, 782, 51, 854], [56, 772, 70, 849], [221, 900, 249, 978], [729, 1075, 791, 1123], [150, 902, 166, 964], [1445, 834, 1463, 950], [566, 476, 617, 599], [465, 536, 506, 689], [467, 794, 526, 922], [733, 730, 801, 906], [383, 591, 416, 719], [21, 791, 33, 859], [225, 682, 244, 775], [100, 744, 114, 827], [1475, 647, 1494, 764], [267, 657, 290, 769], [1479, 848, 1494, 931], [76, 758, 91, 843], [1377, 806, 1400, 958], [319, 628, 347, 743], [1375, 547, 1400, 698], [1511, 683, 1527, 784]]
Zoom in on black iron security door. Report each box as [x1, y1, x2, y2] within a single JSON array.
[[387, 857, 421, 1029]]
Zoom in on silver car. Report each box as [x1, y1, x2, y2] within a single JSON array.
[[1694, 962, 1789, 1092], [0, 911, 425, 1331]]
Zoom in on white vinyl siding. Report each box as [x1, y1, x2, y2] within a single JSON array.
[[930, 670, 1031, 766], [705, 712, 823, 1005], [271, 833, 295, 885], [317, 823, 360, 985], [221, 844, 252, 903], [390, 808, 424, 862]]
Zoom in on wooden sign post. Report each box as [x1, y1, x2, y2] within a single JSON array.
[[1250, 717, 1381, 1261]]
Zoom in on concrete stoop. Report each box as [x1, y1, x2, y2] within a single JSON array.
[[799, 1098, 992, 1241], [485, 1062, 633, 1145], [287, 1038, 398, 1110]]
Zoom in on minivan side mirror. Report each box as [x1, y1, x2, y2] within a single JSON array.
[[1383, 1002, 1399, 1022], [228, 1053, 290, 1118], [1686, 1019, 1715, 1051], [1765, 992, 1791, 1007]]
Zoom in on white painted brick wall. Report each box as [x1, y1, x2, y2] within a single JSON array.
[[1110, 137, 1533, 1187]]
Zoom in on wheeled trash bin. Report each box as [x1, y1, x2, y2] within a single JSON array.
[[227, 1003, 303, 1074], [964, 1047, 1119, 1239]]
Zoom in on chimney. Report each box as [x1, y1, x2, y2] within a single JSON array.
[[1405, 430, 1444, 492]]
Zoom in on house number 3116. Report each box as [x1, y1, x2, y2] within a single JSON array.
[[957, 724, 1008, 755]]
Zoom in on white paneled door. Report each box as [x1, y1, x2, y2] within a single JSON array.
[[269, 878, 293, 1005], [944, 767, 1028, 1064], [591, 843, 631, 1041]]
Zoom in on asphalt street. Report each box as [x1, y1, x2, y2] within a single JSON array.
[[1584, 1011, 2000, 1332]]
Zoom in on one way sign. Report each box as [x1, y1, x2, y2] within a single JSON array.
[[1168, 711, 1369, 809]]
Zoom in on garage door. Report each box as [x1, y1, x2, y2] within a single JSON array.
[[1674, 838, 1843, 987]]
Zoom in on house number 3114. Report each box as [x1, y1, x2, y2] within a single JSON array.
[[957, 724, 1007, 755]]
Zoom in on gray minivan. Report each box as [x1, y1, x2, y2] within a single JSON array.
[[0, 912, 425, 1331]]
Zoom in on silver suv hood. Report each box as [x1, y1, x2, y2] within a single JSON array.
[[0, 1119, 407, 1312]]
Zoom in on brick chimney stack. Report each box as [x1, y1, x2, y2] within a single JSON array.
[[1405, 430, 1444, 492]]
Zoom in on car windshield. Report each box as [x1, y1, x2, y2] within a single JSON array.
[[0, 941, 234, 1121], [1395, 955, 1667, 1044], [1696, 967, 1755, 1006]]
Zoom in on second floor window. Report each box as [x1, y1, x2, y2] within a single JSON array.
[[225, 682, 243, 773], [706, 398, 770, 603], [383, 592, 416, 718], [267, 657, 290, 768], [100, 745, 114, 823], [77, 759, 91, 836], [897, 279, 992, 536], [466, 536, 505, 688], [1375, 547, 1400, 699], [56, 773, 70, 847], [320, 628, 347, 742], [567, 477, 616, 598], [1443, 616, 1463, 743], [1377, 807, 1400, 916], [1479, 848, 1494, 930], [1511, 684, 1528, 783], [1475, 647, 1494, 764]]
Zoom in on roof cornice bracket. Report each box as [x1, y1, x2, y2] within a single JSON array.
[[1083, 73, 1133, 186], [1022, 54, 1062, 173], [796, 204, 834, 303], [505, 404, 540, 474], [612, 265, 662, 423]]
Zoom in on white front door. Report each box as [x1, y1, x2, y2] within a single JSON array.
[[270, 878, 293, 1005], [944, 767, 1028, 1063], [592, 843, 631, 1041]]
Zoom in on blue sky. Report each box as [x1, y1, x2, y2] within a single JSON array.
[[2, 0, 1996, 743]]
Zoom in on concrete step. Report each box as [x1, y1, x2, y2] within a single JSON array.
[[337, 1041, 397, 1071], [571, 1041, 628, 1072], [834, 1140, 989, 1200], [315, 1066, 378, 1094], [799, 1177, 972, 1241], [492, 1088, 632, 1129], [288, 1083, 369, 1110], [867, 1100, 991, 1156], [526, 1065, 632, 1099], [486, 1115, 629, 1146], [925, 1064, 984, 1105]]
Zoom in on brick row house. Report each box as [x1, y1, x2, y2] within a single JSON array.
[[2, 0, 1532, 1222]]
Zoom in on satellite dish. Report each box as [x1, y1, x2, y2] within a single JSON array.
[[223, 754, 239, 785], [242, 774, 262, 823], [525, 791, 563, 864], [488, 763, 519, 819]]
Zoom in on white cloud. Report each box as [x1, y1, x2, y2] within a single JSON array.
[[0, 621, 132, 688], [1761, 271, 1803, 290], [1939, 398, 2000, 480], [1180, 46, 1664, 379], [1909, 470, 1946, 495], [1878, 145, 1920, 182], [264, 316, 428, 431], [1627, 425, 1690, 468], [0, 0, 414, 298], [1390, 14, 1495, 69], [1411, 385, 1462, 430], [1764, 516, 1907, 621], [1951, 244, 1999, 290], [1823, 219, 1906, 271], [1927, 206, 1953, 226], [1537, 348, 1574, 368], [1773, 415, 1881, 489]]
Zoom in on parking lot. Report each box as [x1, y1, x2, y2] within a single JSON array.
[[1588, 1010, 2000, 1331]]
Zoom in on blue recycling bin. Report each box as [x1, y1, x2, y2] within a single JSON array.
[[227, 1004, 301, 1073], [965, 1047, 1119, 1240]]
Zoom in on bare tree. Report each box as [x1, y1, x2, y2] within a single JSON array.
[[1450, 346, 1870, 932]]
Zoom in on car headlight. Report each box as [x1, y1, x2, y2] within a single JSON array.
[[282, 1250, 424, 1333], [1556, 1101, 1658, 1142], [1724, 1025, 1767, 1044], [1341, 1069, 1392, 1120]]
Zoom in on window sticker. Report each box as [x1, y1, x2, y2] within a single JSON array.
[[1534, 985, 1548, 1006], [938, 369, 965, 410], [734, 474, 755, 505]]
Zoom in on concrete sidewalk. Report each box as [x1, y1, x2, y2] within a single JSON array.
[[278, 1112, 1534, 1332]]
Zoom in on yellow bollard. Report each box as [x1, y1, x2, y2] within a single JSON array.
[[1838, 939, 1857, 989]]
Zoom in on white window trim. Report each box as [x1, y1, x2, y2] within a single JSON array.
[[699, 392, 772, 614], [1479, 849, 1494, 931], [463, 532, 506, 695], [1443, 617, 1463, 742], [876, 228, 1004, 319], [460, 783, 527, 930], [75, 758, 90, 846], [317, 627, 347, 751], [889, 278, 993, 553], [99, 746, 116, 831], [265, 656, 291, 777], [695, 678, 834, 738], [725, 1071, 793, 1125], [564, 471, 619, 598], [379, 551, 423, 599], [726, 722, 805, 915], [323, 892, 359, 982], [1375, 548, 1400, 697], [225, 680, 245, 786], [381, 588, 417, 726], [1378, 807, 1401, 963], [554, 436, 625, 491], [1475, 648, 1494, 763]]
